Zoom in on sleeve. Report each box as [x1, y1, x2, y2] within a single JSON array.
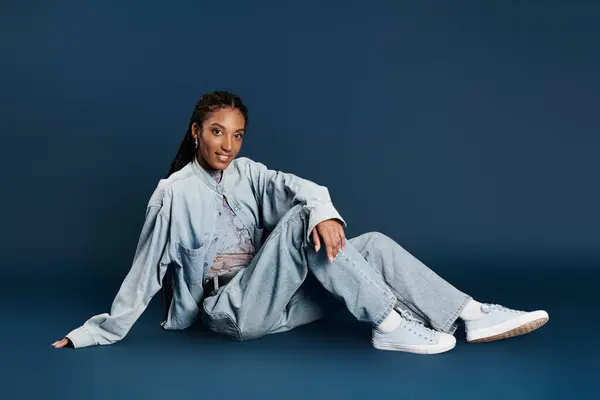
[[65, 204, 172, 348], [246, 158, 346, 244]]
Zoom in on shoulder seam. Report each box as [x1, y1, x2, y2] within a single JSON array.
[[146, 203, 171, 220], [164, 169, 196, 186]]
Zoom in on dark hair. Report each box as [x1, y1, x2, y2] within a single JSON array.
[[161, 91, 249, 322], [166, 90, 249, 178]]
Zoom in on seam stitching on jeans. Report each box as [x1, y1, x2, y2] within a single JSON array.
[[339, 249, 396, 326], [373, 296, 397, 327], [440, 295, 472, 333], [340, 250, 392, 298]]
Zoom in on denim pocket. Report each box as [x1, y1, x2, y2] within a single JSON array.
[[177, 242, 206, 281]]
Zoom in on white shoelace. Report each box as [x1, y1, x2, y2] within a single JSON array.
[[396, 308, 436, 340], [481, 303, 522, 315]]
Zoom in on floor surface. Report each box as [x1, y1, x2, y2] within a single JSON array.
[[4, 263, 597, 400]]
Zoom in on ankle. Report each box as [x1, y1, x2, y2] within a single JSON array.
[[460, 299, 485, 321], [376, 310, 401, 333]]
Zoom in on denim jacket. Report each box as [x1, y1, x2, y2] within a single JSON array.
[[66, 156, 346, 348]]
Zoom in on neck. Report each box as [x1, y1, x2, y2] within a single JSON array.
[[196, 154, 219, 172], [195, 154, 223, 182]]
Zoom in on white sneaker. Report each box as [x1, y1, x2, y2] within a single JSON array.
[[465, 303, 549, 343], [372, 310, 456, 355]]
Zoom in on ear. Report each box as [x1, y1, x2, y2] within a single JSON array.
[[191, 122, 201, 139]]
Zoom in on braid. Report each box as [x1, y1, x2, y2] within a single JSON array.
[[166, 127, 196, 178], [161, 90, 248, 322], [166, 91, 249, 178]]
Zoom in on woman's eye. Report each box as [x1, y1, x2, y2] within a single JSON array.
[[213, 129, 222, 135], [235, 134, 243, 139]]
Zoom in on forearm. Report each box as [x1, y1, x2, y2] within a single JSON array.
[[67, 207, 172, 348]]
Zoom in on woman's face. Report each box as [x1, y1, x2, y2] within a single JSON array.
[[192, 107, 246, 170]]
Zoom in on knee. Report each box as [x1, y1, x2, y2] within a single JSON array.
[[269, 204, 307, 233], [353, 231, 400, 258], [269, 204, 309, 245], [280, 204, 308, 223], [363, 231, 392, 248]]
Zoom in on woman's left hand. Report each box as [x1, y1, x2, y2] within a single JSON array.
[[311, 219, 346, 263]]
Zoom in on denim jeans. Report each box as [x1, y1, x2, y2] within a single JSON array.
[[201, 204, 471, 340]]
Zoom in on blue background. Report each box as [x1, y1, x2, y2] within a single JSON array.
[[1, 1, 598, 399]]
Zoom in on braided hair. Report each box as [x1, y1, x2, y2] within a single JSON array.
[[166, 90, 249, 177], [161, 91, 248, 322]]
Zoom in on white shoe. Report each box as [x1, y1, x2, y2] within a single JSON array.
[[372, 310, 456, 355], [465, 304, 549, 343]]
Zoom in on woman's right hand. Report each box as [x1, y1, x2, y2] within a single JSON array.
[[51, 338, 73, 348]]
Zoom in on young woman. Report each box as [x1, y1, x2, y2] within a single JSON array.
[[52, 91, 548, 354]]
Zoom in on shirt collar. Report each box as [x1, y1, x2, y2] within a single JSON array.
[[191, 155, 227, 194]]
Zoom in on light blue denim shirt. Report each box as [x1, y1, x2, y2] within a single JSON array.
[[66, 156, 346, 348]]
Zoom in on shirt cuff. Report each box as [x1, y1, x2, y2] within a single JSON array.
[[305, 201, 347, 245], [65, 326, 97, 349]]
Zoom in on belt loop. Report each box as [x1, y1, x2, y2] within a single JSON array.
[[213, 275, 219, 293]]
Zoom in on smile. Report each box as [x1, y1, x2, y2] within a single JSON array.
[[216, 153, 231, 161]]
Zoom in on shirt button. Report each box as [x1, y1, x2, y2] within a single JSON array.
[[204, 262, 208, 267]]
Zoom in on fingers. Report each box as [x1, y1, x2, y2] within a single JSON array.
[[51, 338, 70, 348], [323, 230, 335, 263], [339, 227, 346, 251], [332, 226, 345, 254], [322, 229, 342, 263], [313, 221, 345, 263], [311, 228, 321, 252]]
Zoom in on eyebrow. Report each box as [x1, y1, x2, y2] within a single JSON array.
[[210, 122, 245, 133]]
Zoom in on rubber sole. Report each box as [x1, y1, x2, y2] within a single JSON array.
[[467, 315, 549, 343], [372, 338, 456, 354]]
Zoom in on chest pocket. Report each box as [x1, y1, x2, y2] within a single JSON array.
[[177, 242, 206, 283]]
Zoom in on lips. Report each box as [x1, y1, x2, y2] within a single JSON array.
[[215, 153, 231, 162]]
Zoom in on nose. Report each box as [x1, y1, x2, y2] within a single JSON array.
[[221, 137, 232, 153]]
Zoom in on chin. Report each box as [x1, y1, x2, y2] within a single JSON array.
[[210, 157, 235, 170]]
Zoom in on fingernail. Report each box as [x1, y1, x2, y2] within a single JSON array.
[[329, 257, 334, 263]]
